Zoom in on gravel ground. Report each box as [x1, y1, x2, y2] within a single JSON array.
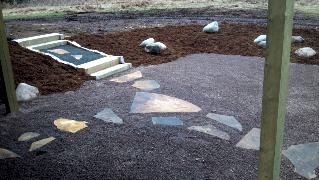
[[0, 54, 318, 179]]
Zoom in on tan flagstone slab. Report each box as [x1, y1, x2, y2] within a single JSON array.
[[236, 128, 260, 150], [130, 92, 201, 113], [132, 80, 160, 91], [206, 113, 242, 131], [110, 71, 142, 83], [29, 137, 55, 151], [0, 148, 20, 159], [71, 55, 83, 60], [282, 142, 319, 179], [18, 132, 40, 141], [47, 49, 69, 54], [54, 118, 88, 133], [188, 125, 230, 140]]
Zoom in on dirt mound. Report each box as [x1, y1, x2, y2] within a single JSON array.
[[1, 23, 318, 104]]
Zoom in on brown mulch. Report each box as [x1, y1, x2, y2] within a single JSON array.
[[1, 23, 318, 104]]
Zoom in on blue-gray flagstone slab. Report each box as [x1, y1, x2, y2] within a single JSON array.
[[152, 117, 183, 126], [235, 128, 260, 150], [130, 92, 201, 113], [94, 108, 123, 124], [132, 80, 160, 91], [282, 142, 319, 179], [188, 125, 230, 140], [206, 113, 242, 131]]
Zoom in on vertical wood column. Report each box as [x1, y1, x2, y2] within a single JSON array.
[[257, 0, 295, 179], [0, 2, 18, 113]]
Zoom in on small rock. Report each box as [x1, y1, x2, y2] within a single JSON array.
[[203, 21, 219, 33], [145, 42, 167, 54], [139, 38, 155, 47], [16, 83, 39, 101], [258, 41, 267, 48], [295, 47, 316, 58], [291, 36, 304, 43], [254, 35, 267, 43]]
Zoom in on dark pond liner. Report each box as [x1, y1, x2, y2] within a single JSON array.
[[41, 44, 106, 66]]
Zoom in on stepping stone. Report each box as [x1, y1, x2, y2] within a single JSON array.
[[110, 71, 142, 83], [0, 148, 20, 159], [188, 125, 230, 140], [54, 119, 88, 133], [130, 92, 201, 113], [282, 142, 319, 179], [18, 132, 40, 141], [71, 55, 83, 60], [94, 108, 123, 124], [236, 128, 260, 150], [48, 49, 69, 54], [206, 113, 242, 131], [29, 137, 55, 151], [132, 80, 160, 90], [152, 117, 183, 126]]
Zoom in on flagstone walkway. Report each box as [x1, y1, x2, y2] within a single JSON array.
[[0, 54, 318, 179]]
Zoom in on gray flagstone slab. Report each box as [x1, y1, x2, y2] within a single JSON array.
[[0, 148, 20, 159], [236, 128, 260, 150], [94, 108, 123, 124], [206, 113, 242, 131], [282, 142, 319, 179], [152, 117, 183, 126], [188, 125, 230, 140], [18, 132, 40, 141]]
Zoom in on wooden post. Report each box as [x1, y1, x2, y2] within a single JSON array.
[[257, 0, 295, 179], [0, 2, 18, 113]]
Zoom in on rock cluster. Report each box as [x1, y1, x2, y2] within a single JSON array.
[[140, 38, 167, 54]]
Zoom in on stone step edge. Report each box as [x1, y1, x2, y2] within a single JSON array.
[[26, 40, 68, 50], [13, 33, 64, 47], [77, 56, 121, 75], [90, 63, 132, 80]]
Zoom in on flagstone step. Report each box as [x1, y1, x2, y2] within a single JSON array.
[[77, 56, 121, 75], [26, 40, 68, 50], [13, 33, 64, 47], [90, 63, 132, 80]]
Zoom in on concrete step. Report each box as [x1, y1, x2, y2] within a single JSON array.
[[26, 40, 68, 50], [14, 33, 64, 47], [90, 63, 132, 80], [77, 56, 120, 74]]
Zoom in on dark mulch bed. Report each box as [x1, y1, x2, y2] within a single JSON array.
[[1, 23, 318, 103]]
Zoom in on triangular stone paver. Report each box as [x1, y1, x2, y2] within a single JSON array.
[[236, 128, 260, 150], [152, 117, 183, 126], [110, 71, 142, 83], [130, 92, 201, 113], [18, 132, 40, 141], [206, 113, 242, 131], [132, 80, 160, 91], [282, 142, 319, 179], [0, 148, 20, 159], [71, 55, 83, 60], [54, 119, 88, 133], [29, 137, 56, 151], [94, 108, 123, 124], [188, 125, 230, 140]]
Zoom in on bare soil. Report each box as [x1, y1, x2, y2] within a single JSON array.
[[1, 8, 318, 102]]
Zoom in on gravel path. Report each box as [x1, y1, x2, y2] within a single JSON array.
[[1, 54, 318, 179]]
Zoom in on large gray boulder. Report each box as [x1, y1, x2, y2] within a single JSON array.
[[254, 35, 267, 43], [258, 41, 267, 48], [295, 47, 316, 58], [203, 21, 219, 33], [145, 42, 167, 54], [291, 36, 305, 43], [16, 83, 39, 101]]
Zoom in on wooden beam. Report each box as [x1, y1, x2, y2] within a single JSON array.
[[0, 2, 18, 113], [257, 0, 295, 179]]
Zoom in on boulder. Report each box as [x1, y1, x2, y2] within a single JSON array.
[[16, 83, 39, 101], [291, 36, 304, 43], [258, 41, 267, 48], [139, 38, 155, 47], [295, 47, 316, 58], [203, 21, 219, 33], [254, 35, 267, 43], [145, 42, 167, 54]]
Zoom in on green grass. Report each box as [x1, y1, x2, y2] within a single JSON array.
[[3, 11, 70, 19]]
